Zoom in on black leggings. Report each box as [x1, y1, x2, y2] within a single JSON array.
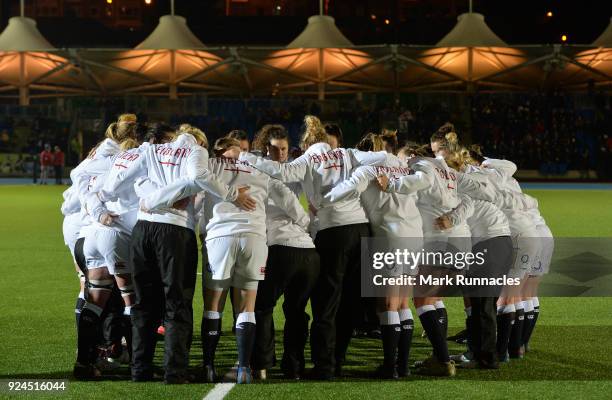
[[252, 245, 320, 373], [310, 223, 371, 374], [130, 220, 197, 380]]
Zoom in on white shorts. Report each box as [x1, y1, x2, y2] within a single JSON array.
[[83, 228, 131, 275], [63, 213, 84, 257], [530, 224, 554, 276], [508, 230, 541, 279], [204, 234, 267, 290]]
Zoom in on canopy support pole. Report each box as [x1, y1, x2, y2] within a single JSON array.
[[169, 50, 178, 99], [19, 52, 29, 106], [467, 47, 475, 92], [318, 48, 325, 100], [391, 45, 400, 104]]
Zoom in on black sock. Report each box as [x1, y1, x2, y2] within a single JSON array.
[[77, 306, 102, 365], [508, 307, 525, 356], [531, 306, 539, 339], [496, 311, 515, 358], [236, 322, 256, 368], [419, 310, 449, 362], [75, 297, 86, 327], [201, 317, 221, 366], [381, 324, 401, 367], [522, 310, 535, 345], [397, 318, 414, 372], [436, 305, 448, 339], [523, 305, 539, 347]]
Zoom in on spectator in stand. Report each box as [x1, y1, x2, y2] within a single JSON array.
[[39, 144, 53, 185], [53, 145, 65, 185]]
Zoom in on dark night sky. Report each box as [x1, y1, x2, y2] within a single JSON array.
[[0, 0, 611, 47]]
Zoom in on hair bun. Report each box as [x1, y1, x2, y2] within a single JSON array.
[[118, 113, 137, 123], [300, 115, 328, 150], [445, 131, 458, 144], [304, 115, 322, 132]]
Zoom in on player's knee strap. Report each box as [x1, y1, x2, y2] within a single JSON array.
[[119, 284, 134, 298], [88, 279, 114, 292]]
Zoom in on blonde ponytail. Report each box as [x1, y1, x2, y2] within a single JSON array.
[[446, 147, 471, 171], [178, 123, 208, 149], [105, 119, 138, 149], [445, 131, 458, 145], [445, 131, 460, 152], [118, 113, 137, 123], [120, 138, 139, 151], [431, 122, 461, 152], [105, 122, 118, 141], [300, 115, 329, 150]]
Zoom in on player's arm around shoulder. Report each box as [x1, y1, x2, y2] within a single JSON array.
[[457, 171, 496, 203], [385, 168, 432, 195], [324, 165, 374, 203], [102, 146, 146, 196], [482, 157, 518, 179], [239, 150, 309, 182], [443, 193, 475, 228], [349, 148, 388, 167], [267, 178, 310, 230]]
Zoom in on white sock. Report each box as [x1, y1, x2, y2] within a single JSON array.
[[399, 308, 413, 322], [515, 301, 525, 311], [532, 297, 540, 308], [78, 291, 85, 300], [498, 304, 516, 315], [236, 312, 256, 327], [204, 311, 221, 320], [434, 300, 445, 310], [378, 311, 400, 325], [416, 305, 436, 316], [465, 307, 472, 317]]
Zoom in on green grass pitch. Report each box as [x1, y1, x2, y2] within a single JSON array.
[[0, 185, 611, 399]]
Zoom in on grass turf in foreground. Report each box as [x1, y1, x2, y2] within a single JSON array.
[[0, 185, 611, 399]]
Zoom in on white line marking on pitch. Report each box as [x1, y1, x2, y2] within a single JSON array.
[[203, 383, 235, 400]]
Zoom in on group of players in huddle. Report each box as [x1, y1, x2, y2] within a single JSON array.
[[61, 113, 553, 384]]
